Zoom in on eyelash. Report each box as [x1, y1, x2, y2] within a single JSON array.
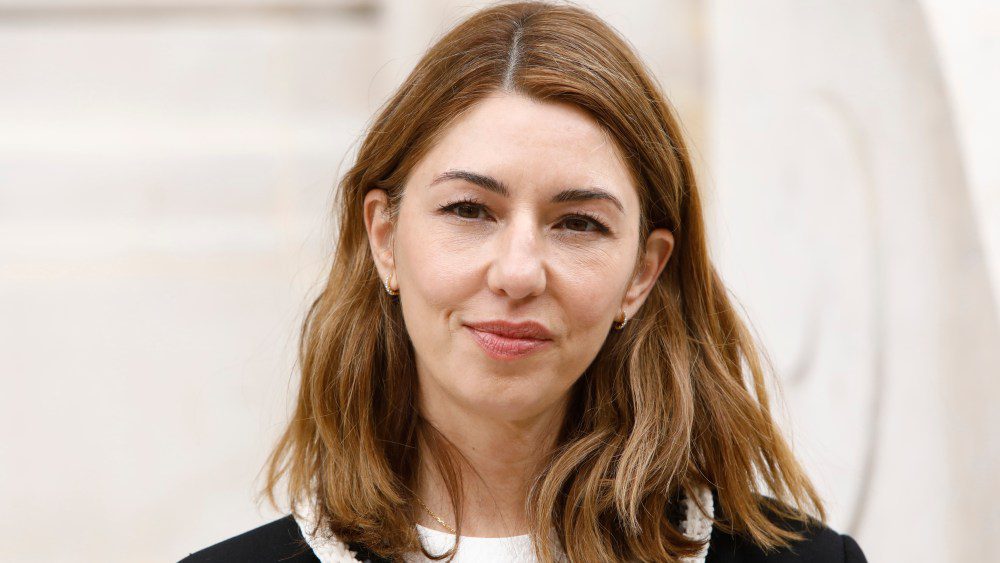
[[436, 197, 612, 235]]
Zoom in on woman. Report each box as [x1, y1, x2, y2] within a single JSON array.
[[182, 2, 867, 562]]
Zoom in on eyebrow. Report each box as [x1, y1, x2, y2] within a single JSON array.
[[429, 168, 625, 214]]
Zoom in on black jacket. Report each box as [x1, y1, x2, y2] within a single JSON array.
[[180, 494, 867, 562]]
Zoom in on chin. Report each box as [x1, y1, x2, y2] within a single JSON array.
[[451, 373, 566, 422]]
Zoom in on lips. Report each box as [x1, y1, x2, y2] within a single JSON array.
[[463, 319, 553, 340], [463, 319, 553, 361]]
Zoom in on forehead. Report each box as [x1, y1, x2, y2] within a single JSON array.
[[412, 92, 637, 208]]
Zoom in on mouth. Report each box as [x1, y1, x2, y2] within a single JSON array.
[[462, 319, 554, 340], [464, 325, 552, 361]]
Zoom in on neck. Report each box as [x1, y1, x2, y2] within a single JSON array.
[[415, 395, 567, 538]]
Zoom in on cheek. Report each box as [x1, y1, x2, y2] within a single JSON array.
[[565, 277, 623, 340], [395, 217, 478, 317], [557, 250, 629, 326]]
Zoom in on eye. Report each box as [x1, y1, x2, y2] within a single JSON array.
[[436, 197, 611, 235], [437, 197, 490, 220], [560, 212, 611, 234]]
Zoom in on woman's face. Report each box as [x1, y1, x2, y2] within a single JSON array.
[[365, 92, 673, 424]]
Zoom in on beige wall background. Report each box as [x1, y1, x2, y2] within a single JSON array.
[[1, 1, 996, 561]]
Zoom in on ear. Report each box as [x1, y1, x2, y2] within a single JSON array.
[[620, 228, 674, 318], [363, 189, 396, 284]]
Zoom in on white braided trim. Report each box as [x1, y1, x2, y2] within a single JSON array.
[[679, 484, 714, 563], [294, 485, 713, 563], [293, 502, 362, 563]]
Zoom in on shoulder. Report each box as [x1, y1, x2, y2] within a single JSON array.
[[178, 515, 320, 563], [178, 514, 394, 563], [705, 493, 867, 563]]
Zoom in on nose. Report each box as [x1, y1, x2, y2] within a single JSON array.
[[486, 215, 547, 300]]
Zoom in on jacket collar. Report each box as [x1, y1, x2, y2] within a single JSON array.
[[293, 485, 714, 562]]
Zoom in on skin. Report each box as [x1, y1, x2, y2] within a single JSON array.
[[364, 91, 673, 537]]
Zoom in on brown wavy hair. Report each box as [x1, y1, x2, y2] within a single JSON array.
[[263, 1, 825, 561]]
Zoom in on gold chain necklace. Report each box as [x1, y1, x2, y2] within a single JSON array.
[[413, 495, 457, 535]]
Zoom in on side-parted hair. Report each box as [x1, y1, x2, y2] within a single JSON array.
[[264, 1, 825, 561]]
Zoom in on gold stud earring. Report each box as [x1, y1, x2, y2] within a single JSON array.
[[612, 309, 628, 330], [384, 271, 399, 296]]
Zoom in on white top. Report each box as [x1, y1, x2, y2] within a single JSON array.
[[403, 524, 542, 562], [294, 485, 713, 563]]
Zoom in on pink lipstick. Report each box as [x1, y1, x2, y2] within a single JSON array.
[[464, 323, 552, 361]]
